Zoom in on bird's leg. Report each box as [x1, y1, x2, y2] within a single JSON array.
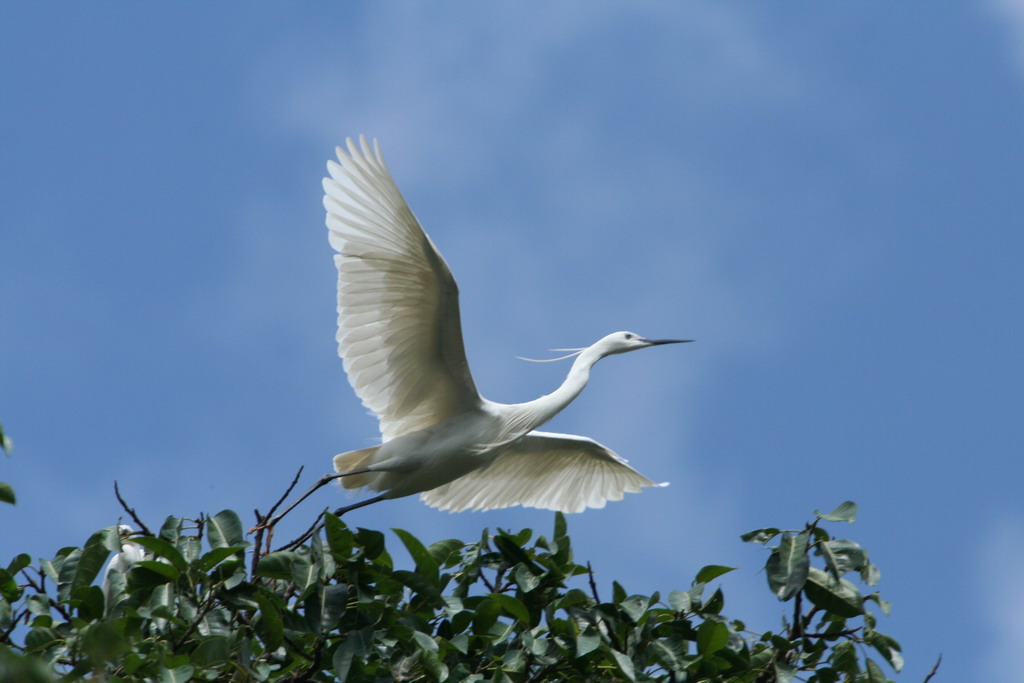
[[332, 493, 387, 517], [250, 468, 374, 533], [273, 493, 388, 552]]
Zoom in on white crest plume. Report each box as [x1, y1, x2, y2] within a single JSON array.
[[516, 348, 585, 363]]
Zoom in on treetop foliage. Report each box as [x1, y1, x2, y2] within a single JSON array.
[[1, 469, 908, 683]]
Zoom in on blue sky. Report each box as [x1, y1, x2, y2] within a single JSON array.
[[3, 3, 1023, 680]]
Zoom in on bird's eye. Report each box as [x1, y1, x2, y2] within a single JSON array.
[[624, 333, 633, 340]]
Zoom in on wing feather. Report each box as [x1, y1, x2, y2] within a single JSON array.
[[324, 137, 481, 440], [420, 431, 666, 513]]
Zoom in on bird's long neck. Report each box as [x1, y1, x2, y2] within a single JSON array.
[[508, 345, 603, 434]]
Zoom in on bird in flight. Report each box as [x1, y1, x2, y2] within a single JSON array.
[[273, 137, 689, 526]]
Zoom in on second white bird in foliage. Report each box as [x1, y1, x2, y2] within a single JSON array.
[[323, 137, 690, 515]]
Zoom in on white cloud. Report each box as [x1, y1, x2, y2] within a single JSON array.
[[991, 0, 1024, 71], [265, 3, 800, 171], [979, 517, 1024, 679]]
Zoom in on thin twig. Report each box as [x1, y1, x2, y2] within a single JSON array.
[[923, 654, 942, 683], [172, 594, 218, 653], [273, 511, 327, 553], [266, 466, 305, 521], [20, 570, 72, 622], [0, 608, 28, 644], [791, 588, 804, 640], [525, 661, 560, 682], [283, 635, 325, 681], [251, 508, 266, 576], [250, 472, 346, 538], [586, 562, 601, 604], [113, 481, 153, 536], [802, 627, 862, 640], [585, 561, 623, 652]]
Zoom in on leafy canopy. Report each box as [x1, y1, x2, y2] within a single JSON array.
[[0, 493, 906, 682]]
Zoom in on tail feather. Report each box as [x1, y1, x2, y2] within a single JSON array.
[[332, 446, 379, 490]]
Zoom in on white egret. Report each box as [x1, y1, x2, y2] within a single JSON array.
[[308, 136, 691, 518]]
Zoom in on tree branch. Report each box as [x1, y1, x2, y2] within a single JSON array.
[[923, 654, 942, 683], [20, 569, 72, 622], [114, 481, 153, 536], [273, 511, 327, 553], [586, 561, 601, 604]]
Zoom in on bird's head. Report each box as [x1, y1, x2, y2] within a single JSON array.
[[595, 331, 693, 358], [517, 331, 693, 363]]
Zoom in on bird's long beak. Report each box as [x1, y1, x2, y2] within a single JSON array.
[[643, 338, 694, 345]]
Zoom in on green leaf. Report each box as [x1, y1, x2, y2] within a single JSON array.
[[865, 657, 886, 682], [196, 545, 249, 572], [816, 501, 857, 523], [865, 591, 892, 616], [134, 560, 180, 581], [412, 630, 438, 652], [513, 563, 540, 593], [695, 565, 736, 584], [320, 583, 348, 631], [766, 531, 809, 600], [81, 620, 128, 664], [129, 536, 188, 572], [0, 482, 14, 505], [740, 527, 780, 544], [334, 627, 373, 680], [6, 553, 31, 575], [701, 587, 725, 615], [159, 516, 182, 543], [773, 661, 798, 683], [254, 551, 299, 580], [618, 594, 648, 623], [73, 584, 106, 621], [420, 647, 448, 681], [491, 592, 531, 624], [830, 640, 858, 673], [160, 665, 195, 683], [255, 591, 284, 652], [804, 567, 864, 618], [393, 527, 439, 582], [826, 539, 868, 575], [861, 560, 881, 586], [355, 527, 386, 560], [668, 590, 691, 612], [493, 533, 540, 572], [191, 636, 230, 666], [0, 422, 12, 454], [393, 570, 444, 608], [24, 626, 61, 653], [291, 555, 317, 594], [471, 597, 500, 633], [324, 513, 352, 556], [553, 511, 568, 543], [649, 639, 681, 670], [866, 630, 904, 672], [127, 563, 177, 588], [206, 510, 244, 548], [427, 538, 464, 567], [575, 628, 601, 657], [0, 569, 18, 603], [58, 528, 117, 601], [610, 649, 636, 681], [696, 619, 729, 655]]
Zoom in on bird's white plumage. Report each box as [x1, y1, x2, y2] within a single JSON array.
[[324, 138, 481, 441], [322, 137, 680, 514], [420, 431, 662, 513]]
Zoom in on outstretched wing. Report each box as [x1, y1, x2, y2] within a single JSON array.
[[324, 137, 481, 441], [420, 431, 665, 513]]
